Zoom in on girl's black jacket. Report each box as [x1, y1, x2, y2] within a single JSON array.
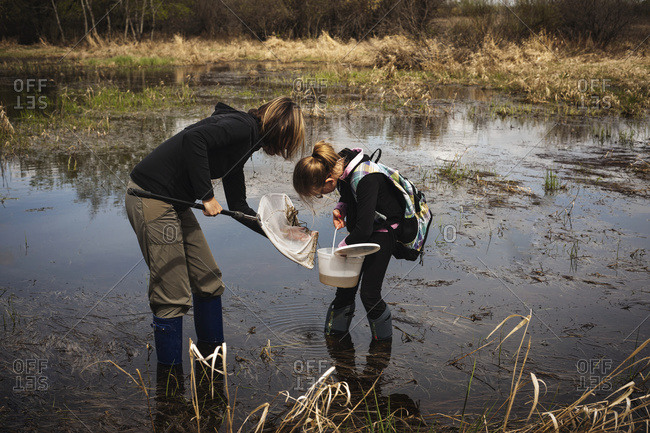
[[336, 149, 405, 245]]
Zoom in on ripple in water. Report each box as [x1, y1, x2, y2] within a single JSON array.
[[268, 301, 328, 356]]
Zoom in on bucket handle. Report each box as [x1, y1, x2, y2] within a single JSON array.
[[331, 227, 338, 253]]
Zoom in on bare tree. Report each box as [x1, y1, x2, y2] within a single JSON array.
[[139, 0, 146, 38], [106, 10, 111, 40], [124, 0, 130, 39], [80, 0, 89, 35], [85, 0, 100, 41], [150, 0, 155, 39], [397, 0, 444, 40], [558, 0, 634, 47], [50, 0, 66, 42]]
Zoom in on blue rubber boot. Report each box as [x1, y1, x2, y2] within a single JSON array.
[[324, 302, 355, 336], [193, 294, 224, 355], [152, 315, 183, 366], [369, 306, 392, 341]]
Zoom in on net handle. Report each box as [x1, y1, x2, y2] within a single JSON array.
[[127, 188, 259, 222]]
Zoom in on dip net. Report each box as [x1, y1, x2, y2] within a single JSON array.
[[258, 193, 319, 269]]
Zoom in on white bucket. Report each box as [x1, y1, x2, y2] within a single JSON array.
[[317, 247, 364, 288]]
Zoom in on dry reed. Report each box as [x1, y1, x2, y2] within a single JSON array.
[[443, 312, 650, 432]]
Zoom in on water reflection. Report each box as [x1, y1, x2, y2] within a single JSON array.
[[325, 334, 422, 424], [2, 109, 648, 217]]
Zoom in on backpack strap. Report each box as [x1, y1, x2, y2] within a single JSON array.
[[346, 154, 373, 181], [349, 161, 405, 231], [369, 148, 382, 163], [402, 176, 422, 214]]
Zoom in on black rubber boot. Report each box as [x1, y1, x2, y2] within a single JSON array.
[[324, 302, 355, 336], [369, 306, 392, 341]]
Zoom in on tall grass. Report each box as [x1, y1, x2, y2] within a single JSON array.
[[544, 169, 562, 192], [0, 105, 17, 151], [84, 55, 175, 67]]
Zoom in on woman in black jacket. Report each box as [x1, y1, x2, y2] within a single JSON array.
[[125, 97, 304, 366]]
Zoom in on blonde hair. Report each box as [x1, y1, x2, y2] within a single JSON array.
[[293, 141, 341, 199], [253, 97, 305, 159]]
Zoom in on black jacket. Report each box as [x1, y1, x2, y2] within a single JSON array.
[[337, 150, 405, 245], [131, 103, 263, 211], [130, 102, 265, 234]]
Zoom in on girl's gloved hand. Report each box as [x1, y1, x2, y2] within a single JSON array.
[[332, 209, 346, 229]]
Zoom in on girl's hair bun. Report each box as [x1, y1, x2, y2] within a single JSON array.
[[293, 141, 340, 199]]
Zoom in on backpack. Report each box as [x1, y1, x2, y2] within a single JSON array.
[[348, 152, 433, 261]]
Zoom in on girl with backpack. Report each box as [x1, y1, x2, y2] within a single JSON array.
[[293, 142, 431, 341]]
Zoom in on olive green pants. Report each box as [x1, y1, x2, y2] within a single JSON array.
[[125, 181, 225, 318]]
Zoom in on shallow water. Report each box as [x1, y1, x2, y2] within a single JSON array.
[[1, 64, 649, 431]]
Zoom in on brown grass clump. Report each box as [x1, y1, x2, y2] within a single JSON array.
[[508, 340, 650, 432], [369, 34, 649, 115], [373, 35, 429, 70], [443, 312, 650, 432], [49, 32, 375, 66], [0, 105, 14, 135]]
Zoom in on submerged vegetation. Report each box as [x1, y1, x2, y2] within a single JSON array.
[[544, 169, 563, 192], [437, 153, 475, 185]]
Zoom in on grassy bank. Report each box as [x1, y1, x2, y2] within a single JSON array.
[[1, 34, 648, 116], [0, 83, 196, 152]]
